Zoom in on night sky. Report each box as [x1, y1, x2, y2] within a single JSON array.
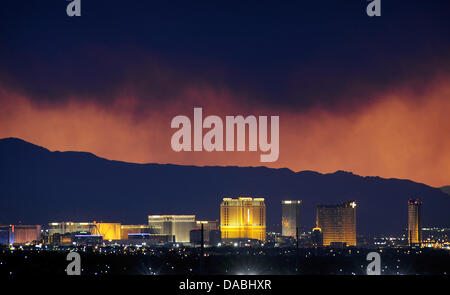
[[1, 0, 449, 186]]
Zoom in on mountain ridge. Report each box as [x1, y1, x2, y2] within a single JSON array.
[[0, 137, 431, 185], [0, 137, 449, 235]]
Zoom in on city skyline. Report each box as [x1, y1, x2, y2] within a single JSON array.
[[2, 189, 449, 277], [1, 137, 449, 236], [1, 0, 449, 281], [1, 195, 444, 249]]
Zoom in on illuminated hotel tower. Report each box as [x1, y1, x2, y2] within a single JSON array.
[[316, 201, 357, 247], [220, 197, 266, 242], [281, 200, 302, 237], [408, 199, 422, 245]]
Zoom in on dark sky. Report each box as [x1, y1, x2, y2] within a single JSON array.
[[1, 0, 450, 186], [1, 0, 449, 110]]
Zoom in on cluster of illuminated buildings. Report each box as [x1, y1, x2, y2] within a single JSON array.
[[0, 197, 448, 249]]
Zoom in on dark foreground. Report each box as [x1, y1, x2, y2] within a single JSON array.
[[1, 245, 449, 276]]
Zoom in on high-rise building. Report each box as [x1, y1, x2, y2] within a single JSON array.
[[316, 201, 357, 247], [408, 199, 422, 245], [220, 197, 266, 242], [148, 215, 196, 242], [281, 200, 302, 237]]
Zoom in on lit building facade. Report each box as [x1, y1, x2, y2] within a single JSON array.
[[220, 197, 266, 242], [0, 225, 41, 244], [93, 222, 121, 240], [316, 201, 357, 247], [12, 225, 41, 244], [281, 200, 302, 237], [148, 215, 196, 242], [48, 222, 122, 240], [120, 224, 154, 240], [408, 199, 422, 245], [48, 222, 95, 236]]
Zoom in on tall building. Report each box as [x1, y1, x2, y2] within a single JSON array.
[[148, 215, 196, 242], [281, 200, 302, 237], [220, 197, 266, 242], [316, 201, 357, 247], [408, 199, 422, 245]]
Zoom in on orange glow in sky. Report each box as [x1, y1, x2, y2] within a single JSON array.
[[0, 78, 449, 187]]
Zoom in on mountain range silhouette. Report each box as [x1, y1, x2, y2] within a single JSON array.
[[1, 137, 449, 235]]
